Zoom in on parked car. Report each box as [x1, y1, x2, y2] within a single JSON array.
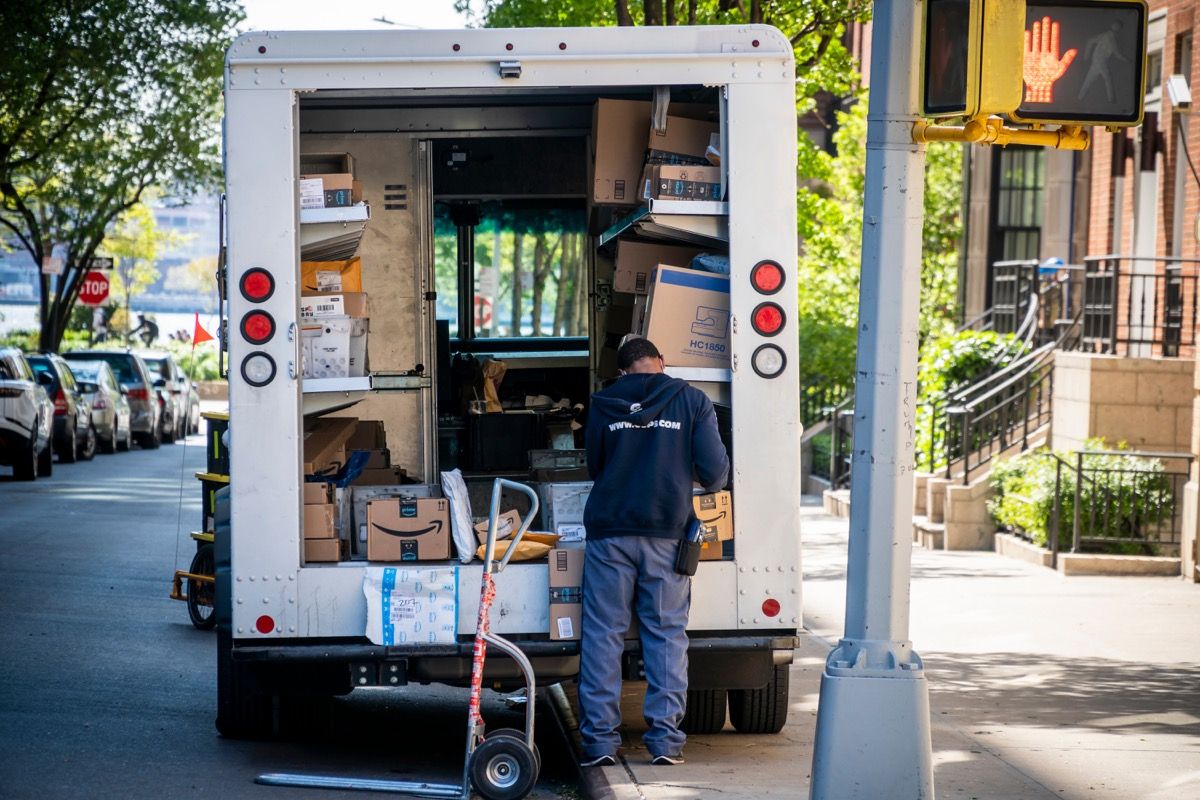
[[0, 347, 54, 480], [66, 361, 132, 454], [139, 352, 196, 440], [27, 353, 96, 462], [62, 350, 161, 449]]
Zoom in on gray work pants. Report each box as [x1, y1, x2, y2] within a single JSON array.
[[578, 535, 690, 759]]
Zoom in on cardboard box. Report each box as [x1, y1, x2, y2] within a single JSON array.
[[633, 294, 650, 335], [299, 178, 326, 210], [351, 467, 404, 486], [302, 258, 363, 294], [303, 481, 333, 505], [647, 164, 722, 201], [643, 265, 730, 368], [364, 566, 457, 645], [300, 152, 355, 176], [647, 115, 719, 166], [301, 315, 368, 380], [614, 241, 703, 295], [299, 292, 368, 320], [367, 498, 452, 562], [304, 537, 348, 563], [592, 99, 651, 205], [303, 417, 359, 476], [474, 509, 524, 546], [693, 490, 733, 560], [347, 420, 387, 452], [537, 482, 593, 532], [548, 546, 584, 640], [304, 503, 337, 539]]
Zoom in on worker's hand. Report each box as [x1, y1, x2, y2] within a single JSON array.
[[1023, 17, 1077, 103]]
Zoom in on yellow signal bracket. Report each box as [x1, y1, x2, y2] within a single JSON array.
[[912, 116, 1089, 150]]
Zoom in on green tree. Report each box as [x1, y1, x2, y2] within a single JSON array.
[[0, 0, 242, 351], [102, 202, 180, 332]]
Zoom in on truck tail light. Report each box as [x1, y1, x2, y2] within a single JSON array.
[[751, 260, 784, 294], [241, 311, 275, 345], [240, 268, 275, 302], [53, 389, 67, 415], [751, 302, 786, 336], [241, 351, 276, 387], [762, 598, 781, 617], [751, 344, 787, 379]]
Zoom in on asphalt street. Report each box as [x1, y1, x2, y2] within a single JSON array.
[[0, 432, 579, 800]]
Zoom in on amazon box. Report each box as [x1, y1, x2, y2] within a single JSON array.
[[367, 498, 452, 562], [303, 481, 333, 505], [347, 420, 387, 452], [646, 164, 722, 201], [548, 546, 584, 641], [304, 537, 349, 563], [301, 258, 363, 294], [646, 115, 719, 166], [474, 508, 524, 546], [304, 503, 337, 539], [303, 416, 358, 476], [693, 490, 733, 561], [591, 99, 651, 205], [299, 292, 369, 320], [351, 467, 404, 486], [643, 265, 730, 369], [613, 240, 703, 295]]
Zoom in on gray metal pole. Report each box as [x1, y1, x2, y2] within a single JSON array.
[[809, 0, 935, 796]]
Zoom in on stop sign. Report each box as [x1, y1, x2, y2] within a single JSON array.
[[78, 271, 110, 306]]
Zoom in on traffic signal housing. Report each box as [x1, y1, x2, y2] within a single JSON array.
[[1009, 0, 1148, 126], [922, 0, 1027, 119]]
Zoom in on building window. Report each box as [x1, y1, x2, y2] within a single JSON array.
[[991, 146, 1045, 263], [1147, 50, 1164, 96]]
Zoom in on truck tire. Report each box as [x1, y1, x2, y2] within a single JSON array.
[[681, 688, 727, 734], [728, 664, 789, 734], [215, 630, 274, 739]]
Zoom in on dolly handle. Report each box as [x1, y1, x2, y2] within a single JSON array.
[[482, 478, 540, 574]]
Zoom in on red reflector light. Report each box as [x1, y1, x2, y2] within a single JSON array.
[[255, 615, 275, 634], [762, 598, 781, 617], [752, 302, 786, 336], [240, 268, 275, 302], [93, 398, 107, 410], [53, 389, 67, 415], [127, 387, 150, 401], [241, 311, 275, 345], [751, 260, 785, 295]]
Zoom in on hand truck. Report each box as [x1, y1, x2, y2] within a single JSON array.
[[256, 477, 543, 800]]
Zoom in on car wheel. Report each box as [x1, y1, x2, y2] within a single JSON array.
[[118, 424, 132, 452], [59, 425, 78, 463], [13, 436, 37, 481], [79, 424, 97, 461], [100, 425, 117, 455], [162, 415, 176, 444], [37, 439, 53, 477], [140, 425, 161, 450]]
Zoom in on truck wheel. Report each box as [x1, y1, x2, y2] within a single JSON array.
[[36, 439, 53, 477], [681, 688, 728, 734], [469, 731, 539, 800], [13, 436, 37, 481], [187, 544, 217, 630], [728, 664, 790, 734], [216, 630, 274, 739]]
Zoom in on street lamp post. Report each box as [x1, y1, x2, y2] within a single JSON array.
[[808, 0, 936, 797]]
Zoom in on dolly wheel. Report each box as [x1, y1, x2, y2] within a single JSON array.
[[469, 730, 539, 800], [187, 544, 217, 630], [486, 728, 541, 777]]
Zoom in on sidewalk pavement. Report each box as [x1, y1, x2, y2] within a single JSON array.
[[563, 497, 1200, 800]]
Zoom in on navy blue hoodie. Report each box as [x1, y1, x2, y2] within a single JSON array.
[[583, 373, 729, 541]]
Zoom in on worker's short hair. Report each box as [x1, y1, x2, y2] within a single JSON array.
[[617, 337, 662, 370]]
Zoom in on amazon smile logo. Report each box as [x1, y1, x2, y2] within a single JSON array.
[[372, 520, 444, 538]]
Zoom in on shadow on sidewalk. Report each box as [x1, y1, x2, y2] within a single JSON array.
[[925, 650, 1200, 737]]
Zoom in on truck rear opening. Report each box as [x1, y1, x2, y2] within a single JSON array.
[[218, 25, 801, 739]]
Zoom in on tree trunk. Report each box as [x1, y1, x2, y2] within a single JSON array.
[[644, 0, 664, 26], [750, 0, 763, 24], [666, 0, 676, 26], [688, 0, 697, 25], [572, 249, 589, 337], [615, 0, 634, 26], [530, 235, 547, 336], [553, 233, 575, 335], [510, 233, 524, 336]]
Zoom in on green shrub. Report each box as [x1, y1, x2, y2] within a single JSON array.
[[988, 438, 1172, 554], [809, 430, 833, 481]]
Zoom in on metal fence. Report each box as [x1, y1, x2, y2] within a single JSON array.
[[829, 406, 854, 490], [1078, 256, 1199, 357], [1046, 450, 1195, 564], [800, 378, 851, 430]]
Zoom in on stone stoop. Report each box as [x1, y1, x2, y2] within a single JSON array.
[[1058, 554, 1182, 576], [912, 515, 945, 550], [942, 472, 997, 550], [993, 532, 1055, 568], [822, 488, 851, 518]]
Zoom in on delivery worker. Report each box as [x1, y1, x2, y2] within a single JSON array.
[[578, 337, 729, 767]]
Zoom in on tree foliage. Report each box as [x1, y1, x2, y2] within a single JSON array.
[[0, 0, 242, 351]]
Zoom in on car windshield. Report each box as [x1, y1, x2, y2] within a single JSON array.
[[69, 364, 101, 381], [144, 359, 165, 376], [66, 354, 139, 385]]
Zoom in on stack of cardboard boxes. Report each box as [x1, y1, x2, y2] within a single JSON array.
[[299, 152, 363, 210]]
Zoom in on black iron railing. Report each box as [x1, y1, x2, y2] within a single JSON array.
[[1044, 450, 1195, 564], [1078, 256, 1199, 357], [829, 404, 855, 490], [800, 378, 851, 430]]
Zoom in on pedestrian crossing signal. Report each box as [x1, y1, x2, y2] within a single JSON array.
[[1009, 0, 1148, 126], [922, 0, 1026, 119]]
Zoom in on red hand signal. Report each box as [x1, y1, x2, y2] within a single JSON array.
[[1024, 16, 1077, 103]]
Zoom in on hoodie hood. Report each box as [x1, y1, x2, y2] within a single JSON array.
[[591, 373, 688, 426]]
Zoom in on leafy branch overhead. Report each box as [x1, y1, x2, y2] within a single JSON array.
[[0, 0, 242, 351]]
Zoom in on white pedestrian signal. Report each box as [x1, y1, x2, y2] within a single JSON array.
[[1010, 0, 1148, 126]]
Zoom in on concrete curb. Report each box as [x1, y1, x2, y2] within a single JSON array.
[[546, 683, 641, 800]]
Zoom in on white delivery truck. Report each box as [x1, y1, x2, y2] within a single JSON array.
[[217, 25, 802, 739]]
